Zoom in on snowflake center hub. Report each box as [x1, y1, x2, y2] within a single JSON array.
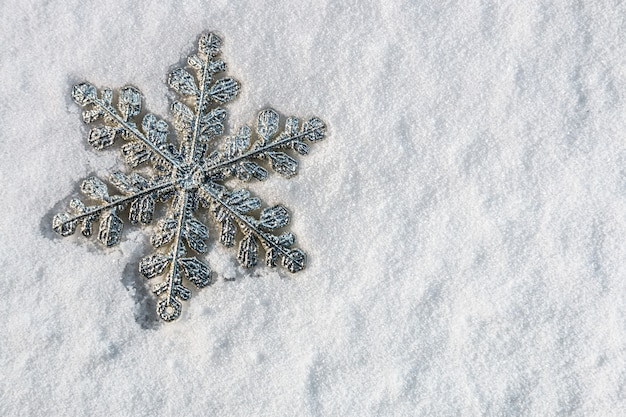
[[173, 163, 204, 191]]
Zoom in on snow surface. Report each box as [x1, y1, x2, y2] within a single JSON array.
[[2, 0, 626, 415]]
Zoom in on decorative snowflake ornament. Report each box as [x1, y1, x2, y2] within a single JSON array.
[[53, 32, 326, 321]]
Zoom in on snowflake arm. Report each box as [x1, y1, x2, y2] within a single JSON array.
[[139, 189, 213, 321], [168, 32, 240, 163], [205, 109, 326, 181], [72, 83, 182, 171], [198, 183, 306, 272], [53, 174, 174, 245]]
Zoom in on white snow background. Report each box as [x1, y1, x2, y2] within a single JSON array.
[[1, 0, 626, 415]]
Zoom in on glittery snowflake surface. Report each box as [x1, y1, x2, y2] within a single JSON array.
[[53, 32, 326, 321]]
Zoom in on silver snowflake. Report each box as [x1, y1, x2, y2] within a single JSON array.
[[53, 32, 326, 321]]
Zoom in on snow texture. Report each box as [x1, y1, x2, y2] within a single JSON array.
[[1, 0, 626, 415]]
